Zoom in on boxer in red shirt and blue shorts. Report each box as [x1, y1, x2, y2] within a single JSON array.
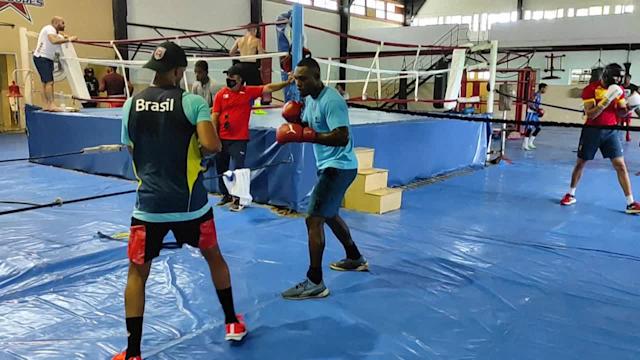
[[560, 63, 640, 214]]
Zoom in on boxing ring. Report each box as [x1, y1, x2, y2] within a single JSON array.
[[4, 125, 640, 359], [25, 105, 487, 211], [20, 5, 638, 360]]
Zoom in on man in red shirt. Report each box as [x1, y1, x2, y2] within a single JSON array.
[[561, 63, 640, 213], [213, 64, 292, 211], [100, 66, 134, 108]]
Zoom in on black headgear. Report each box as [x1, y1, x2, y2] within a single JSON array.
[[602, 63, 624, 87]]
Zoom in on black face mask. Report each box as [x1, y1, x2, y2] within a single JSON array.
[[226, 79, 238, 88]]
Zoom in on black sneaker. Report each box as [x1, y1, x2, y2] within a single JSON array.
[[329, 256, 369, 272], [217, 195, 233, 206]]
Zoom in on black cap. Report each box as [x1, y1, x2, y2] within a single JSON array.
[[143, 41, 188, 72], [224, 64, 243, 77]]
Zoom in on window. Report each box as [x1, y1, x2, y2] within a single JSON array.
[[313, 0, 337, 10], [287, 0, 312, 5], [576, 8, 589, 17], [469, 71, 490, 81], [480, 13, 488, 31], [544, 10, 556, 20], [571, 68, 592, 84], [487, 12, 511, 29], [351, 0, 365, 15], [450, 15, 462, 24], [589, 6, 602, 16], [411, 4, 634, 29], [349, 0, 404, 22], [351, 4, 365, 15], [532, 10, 543, 20]]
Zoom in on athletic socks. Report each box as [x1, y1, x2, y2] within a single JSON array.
[[530, 136, 536, 146], [626, 195, 635, 205], [307, 266, 323, 285], [569, 188, 576, 196], [125, 317, 143, 358], [216, 287, 238, 324]]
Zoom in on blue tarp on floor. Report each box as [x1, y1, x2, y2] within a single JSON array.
[[2, 128, 640, 359], [25, 106, 486, 211]]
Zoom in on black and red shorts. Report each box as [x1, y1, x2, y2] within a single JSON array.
[[128, 209, 218, 264]]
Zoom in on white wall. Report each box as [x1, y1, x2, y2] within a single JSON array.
[[490, 14, 639, 48], [348, 24, 458, 52], [350, 16, 401, 30], [128, 0, 250, 31], [126, 0, 251, 85]]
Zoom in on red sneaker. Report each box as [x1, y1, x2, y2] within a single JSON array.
[[112, 351, 142, 360], [626, 201, 640, 214], [225, 314, 247, 341], [560, 194, 576, 206]]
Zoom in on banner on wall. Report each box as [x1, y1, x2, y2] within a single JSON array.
[[0, 0, 44, 23]]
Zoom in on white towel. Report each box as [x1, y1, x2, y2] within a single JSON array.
[[222, 168, 253, 206]]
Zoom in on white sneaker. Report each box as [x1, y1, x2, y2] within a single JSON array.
[[528, 143, 536, 149]]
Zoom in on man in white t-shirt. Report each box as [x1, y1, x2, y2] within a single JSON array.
[[191, 60, 218, 107], [33, 16, 76, 112]]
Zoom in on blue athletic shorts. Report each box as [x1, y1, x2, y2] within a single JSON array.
[[33, 56, 54, 83], [577, 128, 623, 160], [308, 167, 357, 218]]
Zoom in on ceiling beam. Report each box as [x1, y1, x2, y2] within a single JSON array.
[[404, 0, 429, 26]]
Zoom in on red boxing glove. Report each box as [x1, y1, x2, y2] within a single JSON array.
[[282, 100, 303, 124], [276, 123, 316, 144], [537, 108, 545, 118]]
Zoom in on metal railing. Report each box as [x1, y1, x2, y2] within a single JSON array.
[[378, 25, 468, 109]]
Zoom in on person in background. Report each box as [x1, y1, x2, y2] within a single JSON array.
[[192, 60, 217, 107], [229, 24, 265, 87], [100, 66, 134, 107], [522, 83, 547, 151], [33, 16, 76, 112], [83, 67, 99, 108], [212, 64, 293, 211], [623, 74, 638, 94], [621, 74, 638, 142], [335, 83, 350, 100]]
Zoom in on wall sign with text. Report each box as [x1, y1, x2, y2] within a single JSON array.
[[0, 0, 44, 23]]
